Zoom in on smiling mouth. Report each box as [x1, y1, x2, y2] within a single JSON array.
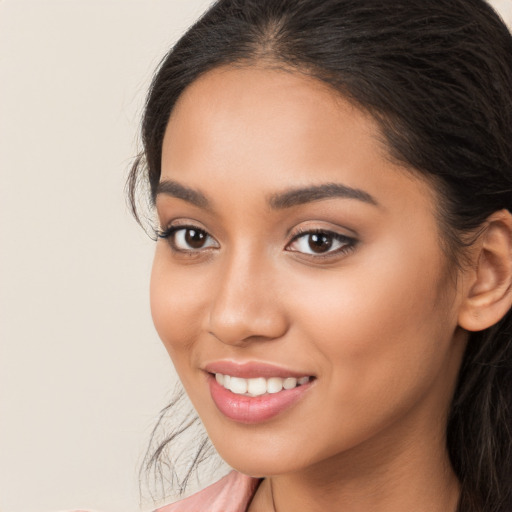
[[213, 373, 312, 397]]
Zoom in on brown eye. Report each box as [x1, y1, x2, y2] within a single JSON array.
[[307, 233, 333, 253], [184, 229, 208, 249], [158, 226, 219, 252], [286, 230, 356, 257]]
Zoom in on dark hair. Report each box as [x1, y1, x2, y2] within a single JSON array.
[[129, 1, 512, 510]]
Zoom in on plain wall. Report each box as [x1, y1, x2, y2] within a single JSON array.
[[0, 1, 511, 511]]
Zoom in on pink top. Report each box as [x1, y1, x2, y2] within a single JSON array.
[[156, 471, 261, 512]]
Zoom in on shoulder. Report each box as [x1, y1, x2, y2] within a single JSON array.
[[156, 471, 261, 512]]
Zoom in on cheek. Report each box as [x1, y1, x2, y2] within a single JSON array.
[[149, 247, 208, 360], [287, 233, 456, 406]]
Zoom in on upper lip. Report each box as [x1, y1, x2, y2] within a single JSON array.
[[204, 360, 314, 379]]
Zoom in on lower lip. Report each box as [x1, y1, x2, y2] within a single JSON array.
[[208, 374, 313, 424]]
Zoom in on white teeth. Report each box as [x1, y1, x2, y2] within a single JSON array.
[[247, 377, 267, 396], [283, 377, 297, 390], [267, 377, 283, 393], [229, 377, 248, 395], [215, 373, 311, 396]]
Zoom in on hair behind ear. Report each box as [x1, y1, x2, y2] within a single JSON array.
[[449, 313, 512, 512]]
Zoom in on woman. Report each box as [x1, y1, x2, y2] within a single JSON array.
[[128, 0, 512, 510]]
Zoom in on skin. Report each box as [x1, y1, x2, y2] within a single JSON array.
[[151, 66, 471, 511]]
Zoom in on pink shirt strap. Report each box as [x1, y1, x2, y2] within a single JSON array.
[[156, 471, 261, 512]]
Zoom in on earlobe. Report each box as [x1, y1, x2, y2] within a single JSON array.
[[458, 209, 512, 332]]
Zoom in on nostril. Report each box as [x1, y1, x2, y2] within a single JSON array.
[[208, 307, 289, 346]]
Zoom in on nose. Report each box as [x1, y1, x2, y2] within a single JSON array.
[[208, 251, 289, 346]]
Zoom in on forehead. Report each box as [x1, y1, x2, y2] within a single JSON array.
[[165, 67, 380, 173]]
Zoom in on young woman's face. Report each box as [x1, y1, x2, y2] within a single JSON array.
[[151, 66, 468, 477]]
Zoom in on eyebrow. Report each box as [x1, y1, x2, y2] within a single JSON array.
[[268, 183, 378, 209], [155, 179, 378, 210], [155, 180, 211, 209]]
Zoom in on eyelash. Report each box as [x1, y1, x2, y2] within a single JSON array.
[[156, 224, 357, 259]]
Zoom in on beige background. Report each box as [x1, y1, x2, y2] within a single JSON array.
[[0, 1, 511, 511]]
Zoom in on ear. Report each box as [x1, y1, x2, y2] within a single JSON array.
[[458, 209, 512, 332]]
